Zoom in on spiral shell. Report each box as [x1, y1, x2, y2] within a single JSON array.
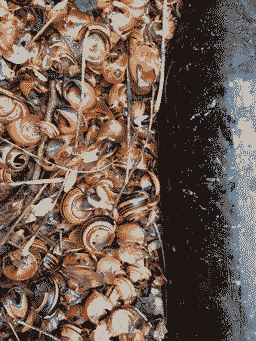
[[3, 287, 28, 320], [34, 278, 59, 317], [117, 191, 151, 222], [0, 145, 29, 171], [82, 217, 116, 256], [60, 184, 92, 225]]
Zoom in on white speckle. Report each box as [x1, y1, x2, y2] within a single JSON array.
[[236, 281, 241, 285]]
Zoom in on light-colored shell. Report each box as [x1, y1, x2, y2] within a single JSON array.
[[60, 324, 83, 341], [107, 308, 136, 337], [84, 290, 113, 324], [113, 277, 137, 304], [127, 265, 151, 282], [90, 320, 111, 341], [117, 246, 145, 266], [83, 25, 111, 66], [63, 80, 97, 113], [107, 1, 136, 37], [97, 256, 121, 274], [116, 223, 145, 245], [0, 145, 29, 171]]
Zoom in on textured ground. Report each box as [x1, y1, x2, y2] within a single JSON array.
[[159, 1, 256, 339]]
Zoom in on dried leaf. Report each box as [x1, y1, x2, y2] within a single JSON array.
[[31, 197, 55, 217]]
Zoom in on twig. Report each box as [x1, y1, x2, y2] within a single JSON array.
[[8, 321, 20, 341], [31, 80, 58, 194], [14, 318, 61, 341], [74, 34, 88, 152], [125, 56, 132, 185], [154, 0, 168, 113], [0, 87, 35, 109], [10, 178, 64, 187]]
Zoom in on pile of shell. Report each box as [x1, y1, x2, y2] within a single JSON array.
[[0, 0, 180, 340]]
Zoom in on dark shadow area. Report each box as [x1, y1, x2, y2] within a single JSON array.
[[157, 1, 243, 340]]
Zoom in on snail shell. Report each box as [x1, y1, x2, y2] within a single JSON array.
[[60, 184, 92, 225], [82, 217, 116, 256], [90, 320, 111, 341], [109, 83, 127, 112], [0, 98, 40, 147], [54, 108, 79, 135], [113, 277, 137, 304], [7, 113, 41, 147], [107, 1, 136, 37], [43, 253, 61, 271], [84, 290, 113, 324], [3, 287, 28, 320], [34, 278, 59, 317], [0, 145, 29, 171], [117, 191, 151, 222], [102, 42, 128, 84], [127, 265, 151, 283], [62, 252, 95, 270], [116, 222, 145, 245], [83, 25, 111, 66], [60, 324, 83, 341], [63, 80, 97, 113], [107, 308, 137, 337], [2, 248, 38, 281], [97, 256, 121, 274], [0, 169, 13, 183], [129, 43, 161, 95]]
